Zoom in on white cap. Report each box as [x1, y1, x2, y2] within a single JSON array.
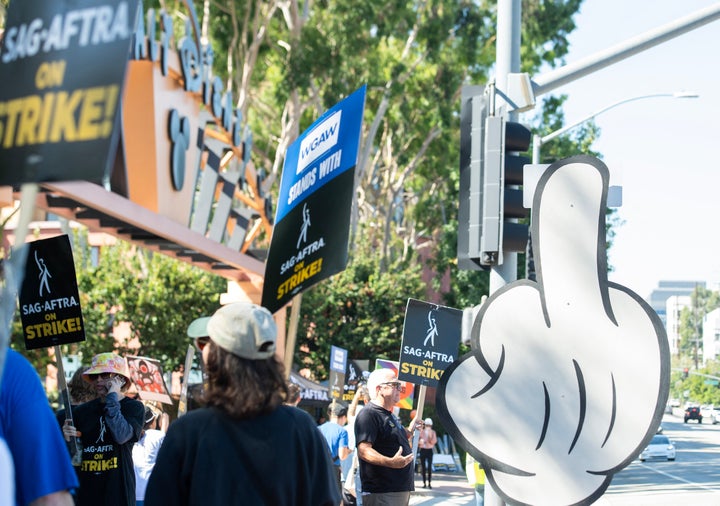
[[424, 418, 433, 426], [187, 316, 211, 338], [195, 302, 277, 360]]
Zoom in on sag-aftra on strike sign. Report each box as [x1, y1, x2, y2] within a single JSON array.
[[0, 0, 138, 185]]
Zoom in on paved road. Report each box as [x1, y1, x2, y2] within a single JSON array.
[[407, 413, 720, 505], [596, 412, 720, 505]]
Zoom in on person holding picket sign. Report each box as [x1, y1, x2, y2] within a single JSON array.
[[61, 353, 145, 506]]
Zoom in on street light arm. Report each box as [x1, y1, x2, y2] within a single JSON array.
[[539, 92, 698, 145], [531, 91, 698, 165]]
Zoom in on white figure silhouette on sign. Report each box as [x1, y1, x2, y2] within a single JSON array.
[[424, 310, 438, 347], [35, 250, 52, 297], [297, 203, 311, 249], [437, 156, 669, 506]]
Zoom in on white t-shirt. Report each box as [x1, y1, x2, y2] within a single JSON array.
[[132, 429, 165, 501], [0, 438, 14, 505]]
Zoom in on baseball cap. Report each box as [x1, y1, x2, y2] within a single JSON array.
[[187, 316, 211, 338], [83, 353, 131, 382], [202, 302, 277, 360], [424, 417, 433, 426]]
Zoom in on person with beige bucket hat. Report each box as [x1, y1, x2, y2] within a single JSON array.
[[61, 352, 145, 506]]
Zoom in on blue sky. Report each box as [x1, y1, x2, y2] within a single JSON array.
[[524, 0, 720, 298]]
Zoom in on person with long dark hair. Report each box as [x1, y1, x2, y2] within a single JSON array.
[[144, 302, 340, 506]]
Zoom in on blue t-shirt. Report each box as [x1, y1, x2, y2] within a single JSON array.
[[318, 421, 348, 465], [0, 349, 78, 505]]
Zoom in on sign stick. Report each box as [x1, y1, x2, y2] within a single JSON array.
[[283, 293, 302, 379], [177, 344, 195, 417], [411, 383, 427, 458], [54, 345, 82, 465], [0, 184, 38, 384]]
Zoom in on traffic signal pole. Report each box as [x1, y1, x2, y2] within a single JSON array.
[[490, 0, 522, 297], [467, 3, 720, 506], [484, 5, 519, 506], [532, 3, 720, 97]]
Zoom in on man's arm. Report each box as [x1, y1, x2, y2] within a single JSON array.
[[404, 415, 423, 439], [357, 442, 413, 469], [348, 390, 361, 418], [103, 393, 137, 444]]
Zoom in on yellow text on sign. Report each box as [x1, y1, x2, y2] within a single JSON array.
[[276, 258, 323, 299], [400, 362, 444, 381], [25, 316, 82, 339], [0, 84, 119, 147]]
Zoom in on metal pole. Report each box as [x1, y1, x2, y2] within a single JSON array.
[[532, 3, 720, 96], [491, 0, 522, 294], [485, 3, 519, 503], [532, 133, 541, 165]]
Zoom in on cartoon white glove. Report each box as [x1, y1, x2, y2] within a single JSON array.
[[438, 156, 669, 506]]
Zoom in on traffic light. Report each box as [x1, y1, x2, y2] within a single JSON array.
[[458, 85, 487, 270], [482, 116, 531, 264], [458, 84, 531, 269]]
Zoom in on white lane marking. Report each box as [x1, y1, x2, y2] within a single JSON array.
[[638, 463, 720, 494]]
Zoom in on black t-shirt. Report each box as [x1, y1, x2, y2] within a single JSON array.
[[144, 405, 341, 506], [59, 396, 144, 506], [354, 402, 414, 493]]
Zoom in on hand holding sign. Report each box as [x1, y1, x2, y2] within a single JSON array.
[[438, 156, 669, 505]]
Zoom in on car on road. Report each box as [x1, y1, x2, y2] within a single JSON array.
[[640, 434, 676, 461], [684, 405, 702, 423], [700, 405, 719, 424]]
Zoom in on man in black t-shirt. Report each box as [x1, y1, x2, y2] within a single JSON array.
[[355, 369, 421, 505]]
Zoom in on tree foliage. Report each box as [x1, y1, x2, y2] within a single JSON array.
[[11, 232, 226, 377], [138, 0, 589, 378], [678, 285, 720, 359], [297, 248, 425, 380], [2, 0, 601, 381]]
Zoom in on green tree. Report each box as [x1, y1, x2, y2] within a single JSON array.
[[678, 285, 720, 366], [3, 0, 596, 381], [11, 233, 226, 377], [297, 248, 425, 379]]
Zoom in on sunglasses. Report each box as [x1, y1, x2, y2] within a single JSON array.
[[195, 336, 210, 351], [90, 372, 117, 381], [380, 381, 404, 392]]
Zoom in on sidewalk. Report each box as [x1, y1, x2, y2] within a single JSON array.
[[409, 471, 477, 505]]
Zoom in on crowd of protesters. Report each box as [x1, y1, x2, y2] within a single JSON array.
[[1, 301, 439, 506]]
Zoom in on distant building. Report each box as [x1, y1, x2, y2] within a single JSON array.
[[666, 295, 691, 355], [647, 280, 705, 327], [647, 280, 704, 358], [703, 308, 720, 364]]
